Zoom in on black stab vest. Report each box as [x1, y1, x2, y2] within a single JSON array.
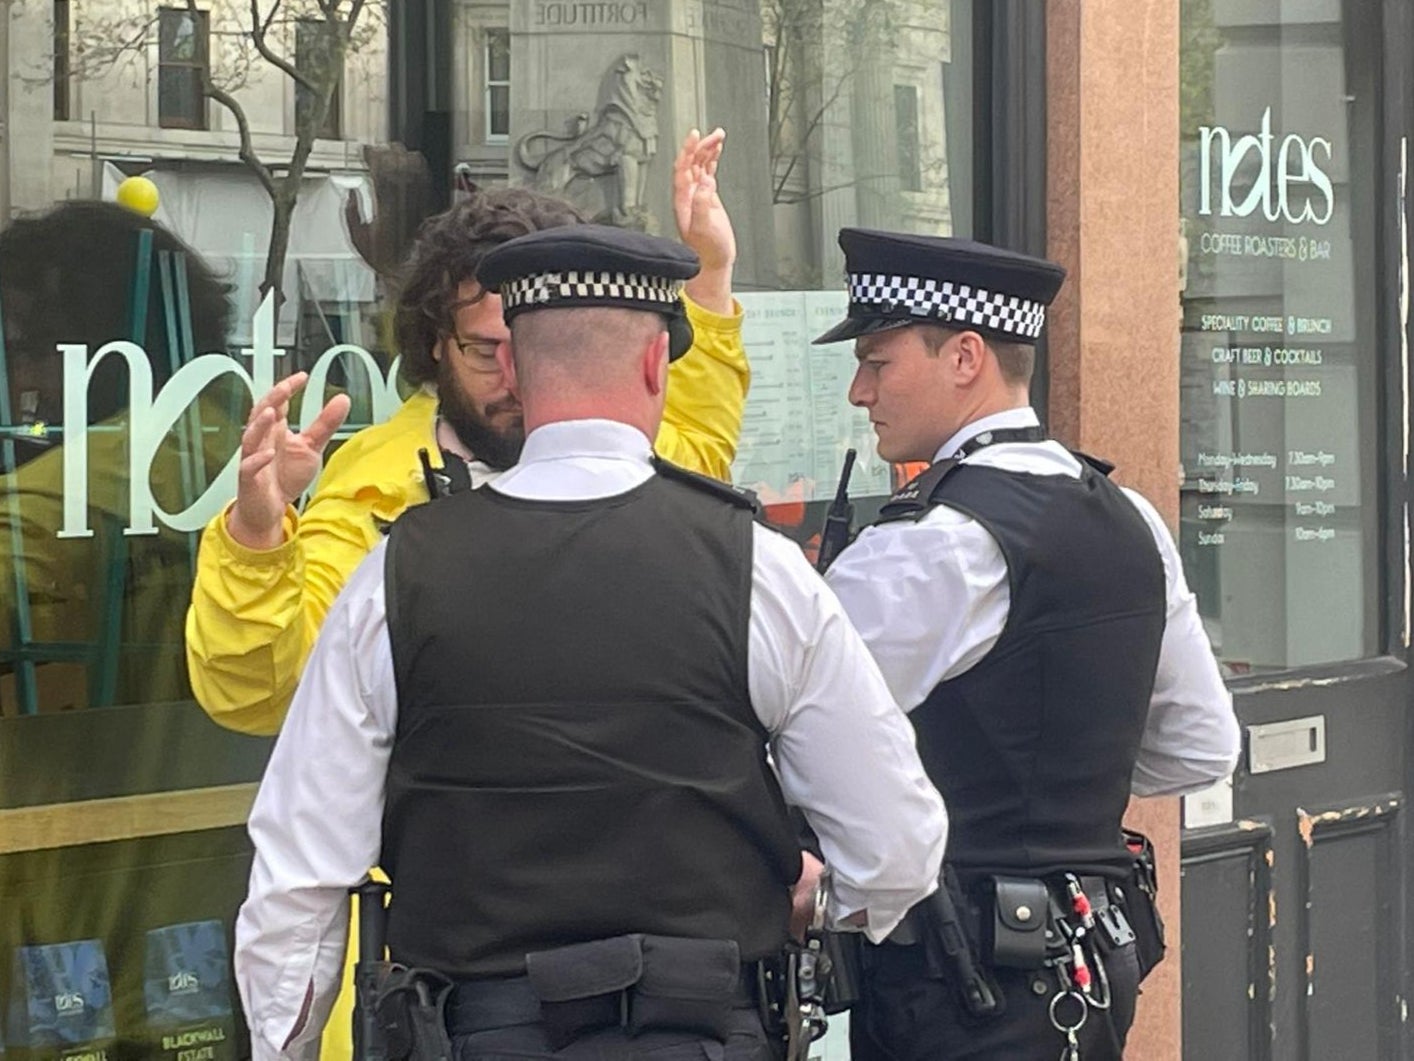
[[878, 454, 1166, 880], [381, 464, 800, 977]]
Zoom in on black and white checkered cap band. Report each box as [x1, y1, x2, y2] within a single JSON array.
[[847, 272, 1047, 340], [501, 270, 683, 312]]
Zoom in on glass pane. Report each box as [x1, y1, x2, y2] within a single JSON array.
[[3, 0, 400, 1054], [895, 83, 923, 192], [3, 0, 983, 1056], [296, 19, 342, 139], [1178, 0, 1379, 672], [53, 0, 70, 121], [159, 9, 198, 62], [486, 27, 511, 82], [157, 66, 202, 127], [455, 0, 977, 545], [488, 85, 510, 138]]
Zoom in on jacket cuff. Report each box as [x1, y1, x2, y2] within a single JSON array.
[[682, 292, 743, 336], [211, 503, 301, 566]]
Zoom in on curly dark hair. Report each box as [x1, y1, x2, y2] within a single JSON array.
[[393, 187, 584, 386]]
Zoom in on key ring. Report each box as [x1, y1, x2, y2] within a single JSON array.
[[1049, 989, 1089, 1034]]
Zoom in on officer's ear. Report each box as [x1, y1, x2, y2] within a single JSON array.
[[642, 329, 670, 396], [952, 330, 989, 385]]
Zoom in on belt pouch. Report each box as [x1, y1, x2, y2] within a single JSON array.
[[1123, 829, 1167, 980], [525, 935, 643, 1050], [628, 936, 740, 1041], [987, 877, 1050, 969], [820, 931, 863, 1014], [373, 967, 454, 1061]]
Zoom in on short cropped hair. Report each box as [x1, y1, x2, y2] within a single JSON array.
[[918, 324, 1034, 385]]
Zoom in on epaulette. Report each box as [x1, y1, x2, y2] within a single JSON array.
[[874, 458, 962, 523], [652, 456, 762, 514]]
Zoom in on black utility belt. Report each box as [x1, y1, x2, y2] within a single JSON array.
[[983, 873, 1133, 970], [885, 871, 1133, 970], [448, 935, 755, 1050]]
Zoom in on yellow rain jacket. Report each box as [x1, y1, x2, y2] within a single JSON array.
[[184, 297, 747, 1059]]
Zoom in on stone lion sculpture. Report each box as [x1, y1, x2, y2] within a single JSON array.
[[514, 53, 664, 230]]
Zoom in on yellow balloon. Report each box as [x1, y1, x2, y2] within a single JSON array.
[[115, 175, 160, 217]]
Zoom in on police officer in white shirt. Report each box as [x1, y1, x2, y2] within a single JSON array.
[[234, 224, 948, 1061], [813, 229, 1241, 1061]]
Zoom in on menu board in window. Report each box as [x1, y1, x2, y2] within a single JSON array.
[[1178, 6, 1379, 673]]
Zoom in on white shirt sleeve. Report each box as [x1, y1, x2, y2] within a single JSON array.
[[823, 511, 1010, 710], [748, 525, 947, 942], [1122, 489, 1242, 797], [235, 540, 398, 1061]]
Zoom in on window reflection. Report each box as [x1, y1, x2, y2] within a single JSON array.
[[1, 3, 980, 1058], [1178, 0, 1379, 672]]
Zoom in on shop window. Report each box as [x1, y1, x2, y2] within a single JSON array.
[[1178, 1, 1380, 672], [0, 1, 1002, 1057], [157, 7, 209, 130], [484, 27, 509, 143], [296, 18, 343, 140]]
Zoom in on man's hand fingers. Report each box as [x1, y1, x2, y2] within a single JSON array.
[[673, 130, 699, 186], [789, 852, 827, 940], [673, 129, 700, 229], [241, 406, 278, 459], [247, 371, 309, 427], [677, 127, 702, 165], [301, 393, 353, 453], [238, 447, 278, 482], [695, 127, 726, 164]]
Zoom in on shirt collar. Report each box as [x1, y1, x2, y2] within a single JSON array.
[[935, 406, 1042, 462], [517, 418, 655, 467]]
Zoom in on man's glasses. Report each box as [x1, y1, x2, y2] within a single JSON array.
[[452, 336, 507, 373]]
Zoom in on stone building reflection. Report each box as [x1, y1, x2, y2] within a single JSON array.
[[454, 0, 966, 288]]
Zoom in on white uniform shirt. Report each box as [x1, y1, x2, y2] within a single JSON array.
[[825, 406, 1241, 798], [236, 418, 948, 1061]]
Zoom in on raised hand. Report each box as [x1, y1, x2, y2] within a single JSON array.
[[227, 373, 351, 550], [673, 127, 736, 314]]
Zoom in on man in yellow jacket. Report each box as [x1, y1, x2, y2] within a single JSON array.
[[186, 129, 747, 734], [184, 130, 747, 1059]]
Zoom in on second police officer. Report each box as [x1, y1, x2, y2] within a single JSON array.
[[815, 229, 1242, 1060]]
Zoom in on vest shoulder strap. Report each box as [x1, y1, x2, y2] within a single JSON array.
[[874, 458, 962, 523], [1073, 451, 1116, 477], [874, 446, 1117, 525], [652, 456, 762, 515]]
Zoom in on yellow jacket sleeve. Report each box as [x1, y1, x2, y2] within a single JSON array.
[[654, 294, 749, 482], [185, 393, 435, 735]]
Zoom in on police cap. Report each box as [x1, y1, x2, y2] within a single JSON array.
[[477, 223, 701, 360], [813, 228, 1066, 346]]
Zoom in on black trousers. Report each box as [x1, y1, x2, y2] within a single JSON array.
[[445, 977, 779, 1061], [848, 940, 1141, 1061]]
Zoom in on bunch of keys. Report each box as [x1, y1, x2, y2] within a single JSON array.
[[1049, 985, 1088, 1061]]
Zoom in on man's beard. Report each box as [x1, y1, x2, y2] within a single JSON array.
[[436, 361, 525, 471]]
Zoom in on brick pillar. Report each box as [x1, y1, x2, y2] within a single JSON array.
[[1046, 3, 1184, 1057]]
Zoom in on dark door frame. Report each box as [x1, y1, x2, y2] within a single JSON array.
[[977, 0, 1050, 412]]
